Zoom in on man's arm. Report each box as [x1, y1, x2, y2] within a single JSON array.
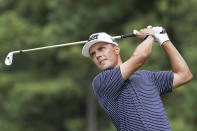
[[120, 28, 154, 81], [162, 41, 193, 88]]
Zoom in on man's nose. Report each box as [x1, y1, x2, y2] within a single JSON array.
[[95, 51, 102, 59]]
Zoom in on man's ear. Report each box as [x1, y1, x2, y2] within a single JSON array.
[[114, 46, 120, 55]]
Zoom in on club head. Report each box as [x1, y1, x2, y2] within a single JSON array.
[[5, 52, 14, 66]]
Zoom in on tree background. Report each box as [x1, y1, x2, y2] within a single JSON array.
[[0, 0, 196, 131]]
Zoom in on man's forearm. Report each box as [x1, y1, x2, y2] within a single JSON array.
[[120, 36, 154, 81], [162, 41, 186, 73], [162, 41, 193, 88], [133, 36, 154, 57]]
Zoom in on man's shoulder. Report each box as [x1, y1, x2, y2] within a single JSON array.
[[92, 70, 106, 83], [126, 70, 153, 81], [92, 69, 111, 87], [93, 67, 121, 82], [134, 70, 152, 75]]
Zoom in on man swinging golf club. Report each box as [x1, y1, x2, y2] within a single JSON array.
[[82, 26, 193, 131]]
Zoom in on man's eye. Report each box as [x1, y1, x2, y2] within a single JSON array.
[[98, 47, 104, 50], [90, 52, 95, 57]]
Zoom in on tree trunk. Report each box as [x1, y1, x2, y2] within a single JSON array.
[[86, 85, 97, 131]]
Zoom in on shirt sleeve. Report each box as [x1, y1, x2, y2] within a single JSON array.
[[149, 71, 174, 94], [92, 66, 124, 100]]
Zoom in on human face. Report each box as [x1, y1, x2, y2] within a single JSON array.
[[89, 42, 120, 70]]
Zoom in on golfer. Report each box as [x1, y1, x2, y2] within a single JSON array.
[[82, 26, 193, 131]]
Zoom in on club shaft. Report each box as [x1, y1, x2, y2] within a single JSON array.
[[18, 40, 88, 54], [12, 33, 136, 54]]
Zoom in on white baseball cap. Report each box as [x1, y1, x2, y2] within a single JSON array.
[[82, 32, 118, 57]]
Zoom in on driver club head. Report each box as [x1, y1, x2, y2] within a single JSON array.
[[5, 52, 14, 66]]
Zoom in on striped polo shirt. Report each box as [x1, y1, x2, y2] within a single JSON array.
[[92, 67, 173, 131]]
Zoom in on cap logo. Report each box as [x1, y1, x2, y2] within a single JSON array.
[[88, 34, 99, 41]]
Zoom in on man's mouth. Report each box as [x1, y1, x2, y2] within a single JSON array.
[[99, 59, 107, 65]]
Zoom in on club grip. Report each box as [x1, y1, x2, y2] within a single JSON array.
[[121, 34, 136, 39]]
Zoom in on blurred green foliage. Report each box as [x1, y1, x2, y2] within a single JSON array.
[[0, 0, 196, 130]]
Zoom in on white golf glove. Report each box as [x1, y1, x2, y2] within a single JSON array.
[[152, 26, 170, 46]]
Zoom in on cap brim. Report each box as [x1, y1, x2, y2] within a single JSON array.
[[82, 40, 117, 57]]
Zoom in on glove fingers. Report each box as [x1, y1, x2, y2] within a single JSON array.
[[133, 29, 138, 35], [153, 26, 163, 34], [147, 25, 153, 29]]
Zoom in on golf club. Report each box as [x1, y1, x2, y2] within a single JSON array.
[[5, 33, 137, 66]]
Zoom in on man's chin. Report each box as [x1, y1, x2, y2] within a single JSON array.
[[99, 65, 114, 70]]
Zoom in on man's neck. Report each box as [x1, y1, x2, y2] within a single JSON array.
[[115, 56, 123, 68]]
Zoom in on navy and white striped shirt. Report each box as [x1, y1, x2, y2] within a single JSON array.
[[92, 67, 173, 131]]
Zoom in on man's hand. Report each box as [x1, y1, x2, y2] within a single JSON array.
[[152, 26, 170, 46], [134, 26, 155, 40]]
